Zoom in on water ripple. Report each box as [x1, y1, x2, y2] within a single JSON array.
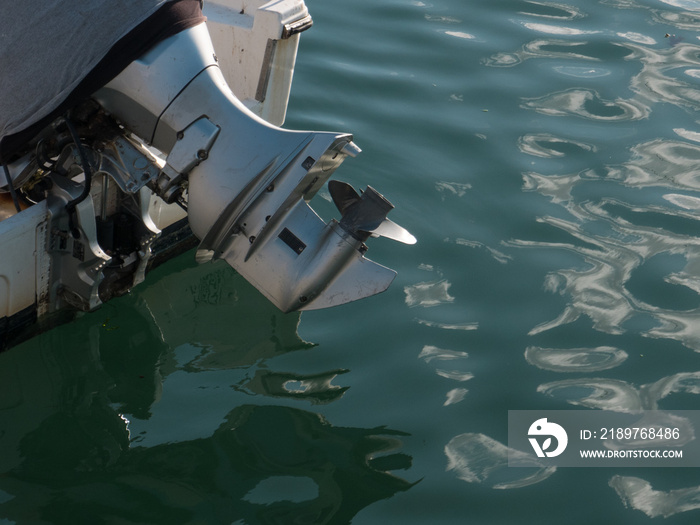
[[445, 433, 556, 489], [419, 345, 473, 383], [521, 88, 650, 120], [454, 238, 512, 264], [424, 14, 460, 24], [484, 39, 600, 67], [435, 180, 472, 198], [404, 279, 455, 307], [444, 388, 469, 406], [537, 371, 700, 412], [521, 171, 580, 203], [537, 378, 643, 413], [610, 476, 700, 518], [652, 6, 700, 31], [519, 1, 586, 21], [516, 215, 642, 335], [657, 0, 700, 12], [525, 345, 628, 372], [416, 319, 479, 330], [552, 65, 612, 77], [518, 133, 597, 158], [419, 345, 468, 364], [444, 31, 476, 40], [514, 134, 700, 348], [617, 31, 657, 45], [614, 138, 700, 190], [518, 21, 599, 36], [623, 41, 700, 111], [244, 370, 350, 405]]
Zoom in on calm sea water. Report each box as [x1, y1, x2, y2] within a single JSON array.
[[4, 0, 700, 523]]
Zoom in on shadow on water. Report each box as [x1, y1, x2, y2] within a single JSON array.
[[0, 254, 414, 524]]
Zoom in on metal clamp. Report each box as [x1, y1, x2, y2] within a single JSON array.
[[282, 14, 313, 39], [158, 117, 221, 202], [96, 135, 161, 194]]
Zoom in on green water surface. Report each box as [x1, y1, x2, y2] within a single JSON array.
[[4, 0, 700, 523]]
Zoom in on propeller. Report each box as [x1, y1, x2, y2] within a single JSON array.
[[328, 180, 416, 244]]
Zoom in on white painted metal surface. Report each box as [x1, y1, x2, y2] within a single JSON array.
[[0, 202, 47, 319], [204, 0, 310, 125]]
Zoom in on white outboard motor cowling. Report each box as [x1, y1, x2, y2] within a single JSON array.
[[95, 22, 415, 312]]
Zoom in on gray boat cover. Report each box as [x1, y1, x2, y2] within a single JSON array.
[[0, 0, 171, 151]]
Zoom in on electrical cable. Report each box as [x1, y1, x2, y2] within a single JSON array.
[[1, 160, 22, 214]]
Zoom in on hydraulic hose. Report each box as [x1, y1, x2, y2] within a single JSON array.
[[62, 117, 93, 214]]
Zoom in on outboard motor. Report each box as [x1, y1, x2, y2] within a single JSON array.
[[95, 22, 415, 312], [0, 1, 415, 331]]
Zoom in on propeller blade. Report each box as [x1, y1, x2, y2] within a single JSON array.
[[328, 180, 361, 215], [329, 180, 416, 244], [372, 218, 417, 245], [342, 186, 393, 232]]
